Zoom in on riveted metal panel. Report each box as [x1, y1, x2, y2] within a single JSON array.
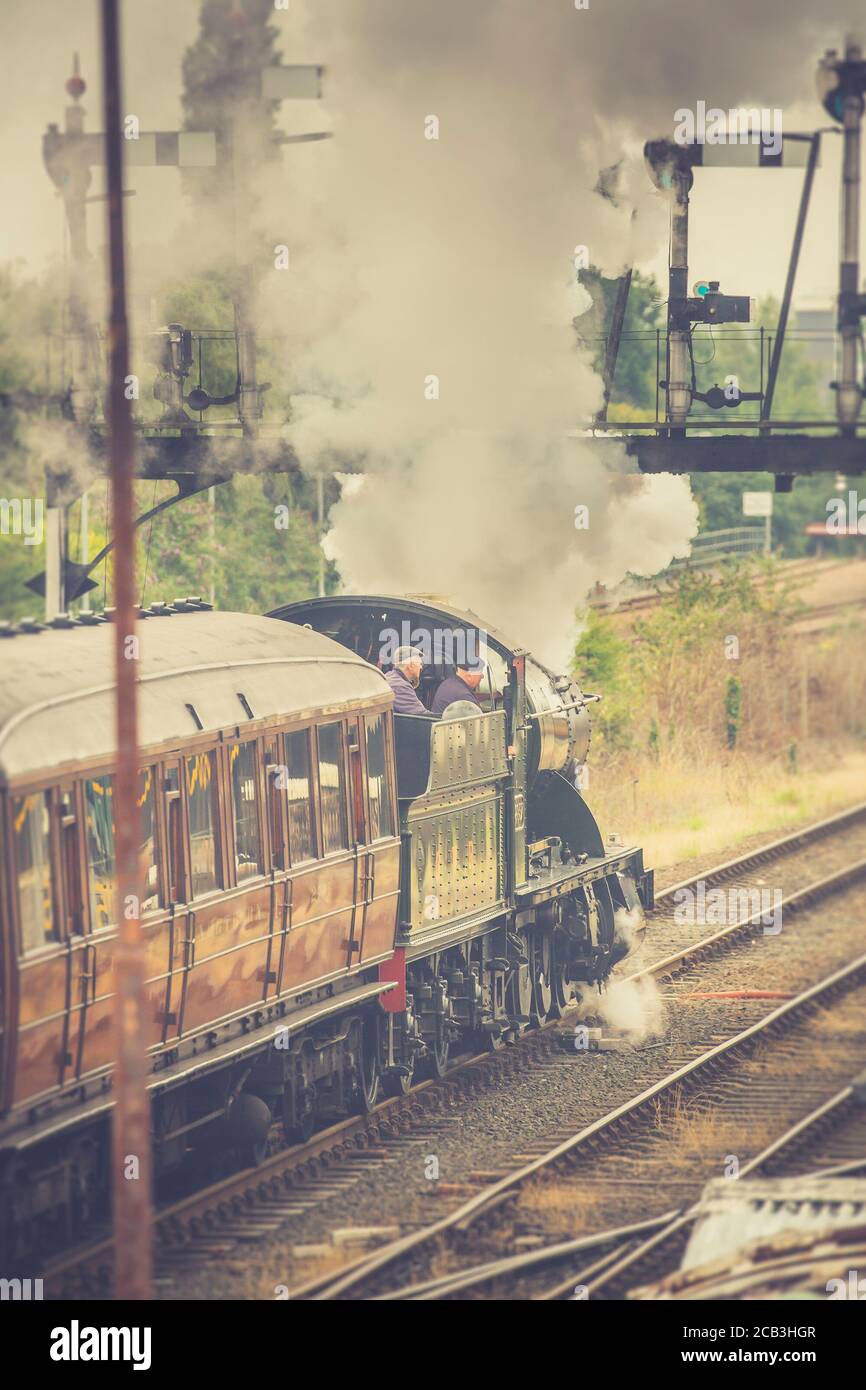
[[408, 788, 504, 932], [428, 711, 507, 793]]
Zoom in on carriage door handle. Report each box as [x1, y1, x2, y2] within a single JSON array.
[[183, 912, 197, 969], [78, 943, 97, 999], [361, 853, 375, 903]]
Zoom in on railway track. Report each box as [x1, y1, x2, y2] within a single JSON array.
[[302, 952, 866, 1301], [540, 1064, 866, 1303], [40, 799, 866, 1298]]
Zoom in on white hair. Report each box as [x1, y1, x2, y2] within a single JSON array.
[[394, 645, 424, 669]]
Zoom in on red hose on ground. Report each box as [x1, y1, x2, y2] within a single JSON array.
[[680, 990, 793, 999]]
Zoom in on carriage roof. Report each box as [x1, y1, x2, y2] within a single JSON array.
[[0, 611, 390, 785]]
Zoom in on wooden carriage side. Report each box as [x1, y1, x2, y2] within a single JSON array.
[[0, 611, 401, 1123]]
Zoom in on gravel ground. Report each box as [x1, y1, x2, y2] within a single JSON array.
[[163, 815, 866, 1301], [635, 812, 866, 970]]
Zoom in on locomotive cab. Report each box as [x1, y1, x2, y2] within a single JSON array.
[[268, 596, 654, 1027]]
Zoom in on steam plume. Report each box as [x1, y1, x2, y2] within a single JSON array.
[[264, 1, 860, 663]]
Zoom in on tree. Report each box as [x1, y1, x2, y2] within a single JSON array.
[[0, 263, 63, 621], [576, 268, 664, 412], [689, 469, 861, 558], [576, 277, 838, 558], [687, 296, 824, 422], [180, 0, 283, 216]]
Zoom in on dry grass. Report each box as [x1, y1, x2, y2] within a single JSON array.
[[518, 1176, 607, 1236], [249, 1240, 362, 1301], [587, 742, 866, 871], [736, 1006, 865, 1084], [661, 1090, 777, 1164], [806, 1003, 866, 1039]]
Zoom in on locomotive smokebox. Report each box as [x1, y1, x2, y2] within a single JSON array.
[[524, 659, 592, 787]]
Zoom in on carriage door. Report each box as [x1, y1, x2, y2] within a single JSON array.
[[264, 736, 288, 1002], [347, 719, 372, 964], [163, 762, 190, 1041], [9, 790, 68, 1103], [58, 784, 88, 1081]]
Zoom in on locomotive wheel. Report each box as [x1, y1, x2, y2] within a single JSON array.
[[417, 959, 452, 1078], [243, 1135, 269, 1167], [348, 1016, 380, 1114], [420, 1024, 450, 1077], [284, 1041, 316, 1142], [382, 1052, 416, 1097], [506, 960, 533, 1039], [530, 931, 554, 1024], [227, 1093, 273, 1168], [550, 954, 577, 1018]]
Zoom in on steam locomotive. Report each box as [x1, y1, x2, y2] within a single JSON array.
[[0, 593, 651, 1257]]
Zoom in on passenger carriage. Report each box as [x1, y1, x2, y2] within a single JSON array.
[[0, 594, 652, 1256]]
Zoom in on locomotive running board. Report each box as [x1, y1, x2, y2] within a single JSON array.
[[3, 978, 397, 1153], [516, 846, 647, 907]]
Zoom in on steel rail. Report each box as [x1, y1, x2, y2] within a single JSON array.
[[653, 798, 866, 908], [544, 1085, 863, 1301], [308, 946, 866, 1300], [41, 800, 866, 1292]]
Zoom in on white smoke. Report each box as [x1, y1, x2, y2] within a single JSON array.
[[261, 2, 861, 663], [577, 972, 667, 1045]]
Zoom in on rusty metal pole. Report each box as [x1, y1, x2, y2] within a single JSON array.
[[101, 0, 152, 1300]]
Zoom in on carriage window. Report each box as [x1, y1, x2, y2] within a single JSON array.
[[366, 713, 394, 840], [84, 776, 116, 930], [265, 738, 286, 871], [318, 723, 348, 855], [284, 729, 315, 863], [13, 792, 55, 952], [138, 768, 160, 911], [230, 742, 263, 880], [186, 752, 220, 897], [59, 789, 84, 935], [165, 766, 185, 904]]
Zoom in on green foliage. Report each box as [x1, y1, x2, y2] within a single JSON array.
[[0, 257, 332, 622], [180, 0, 283, 212], [133, 473, 331, 612], [572, 557, 805, 761], [688, 470, 860, 557], [725, 675, 741, 749], [573, 608, 636, 753], [576, 268, 663, 411]]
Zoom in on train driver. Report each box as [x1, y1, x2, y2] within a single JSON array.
[[431, 657, 486, 716], [385, 645, 428, 714]]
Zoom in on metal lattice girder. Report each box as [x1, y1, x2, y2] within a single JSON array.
[[620, 433, 866, 477], [261, 64, 323, 100]]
